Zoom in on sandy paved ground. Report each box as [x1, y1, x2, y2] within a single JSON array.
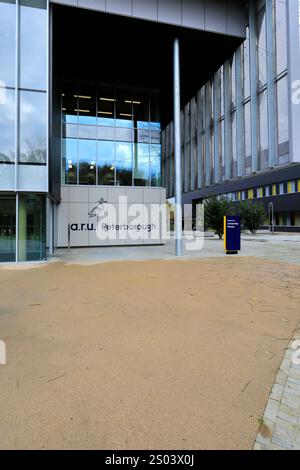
[[0, 257, 300, 450]]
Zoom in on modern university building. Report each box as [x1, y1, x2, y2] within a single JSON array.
[[0, 0, 299, 262]]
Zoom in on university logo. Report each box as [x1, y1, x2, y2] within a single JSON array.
[[0, 340, 6, 365], [88, 198, 107, 219]]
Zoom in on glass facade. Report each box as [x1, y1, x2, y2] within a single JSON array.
[[163, 0, 289, 198], [0, 194, 16, 262], [0, 193, 46, 262], [61, 87, 161, 187], [0, 0, 48, 174], [18, 193, 46, 262], [0, 0, 47, 262]]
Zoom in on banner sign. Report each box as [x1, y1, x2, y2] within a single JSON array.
[[224, 216, 241, 254]]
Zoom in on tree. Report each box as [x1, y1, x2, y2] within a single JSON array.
[[239, 201, 266, 234], [204, 196, 231, 239]]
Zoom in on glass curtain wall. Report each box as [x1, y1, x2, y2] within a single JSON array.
[[0, 1, 47, 262], [0, 194, 16, 262], [18, 194, 46, 262], [61, 86, 162, 187], [0, 0, 16, 189], [163, 0, 289, 196]]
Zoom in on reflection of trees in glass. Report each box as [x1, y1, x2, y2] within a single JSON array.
[[0, 151, 14, 163], [79, 161, 96, 185], [150, 143, 162, 186], [20, 136, 46, 164], [98, 164, 114, 185], [116, 168, 132, 186]]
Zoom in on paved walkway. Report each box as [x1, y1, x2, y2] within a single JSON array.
[[254, 322, 300, 450], [50, 232, 300, 266]]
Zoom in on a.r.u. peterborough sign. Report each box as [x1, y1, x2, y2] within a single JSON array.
[[70, 196, 161, 242], [65, 195, 205, 250]]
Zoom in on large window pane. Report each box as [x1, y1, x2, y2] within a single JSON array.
[[243, 28, 250, 99], [116, 89, 133, 128], [62, 92, 78, 124], [78, 139, 96, 185], [231, 111, 237, 177], [116, 141, 132, 186], [0, 194, 16, 262], [134, 143, 149, 186], [62, 138, 77, 185], [275, 0, 287, 75], [257, 7, 267, 87], [18, 193, 46, 262], [244, 102, 252, 174], [20, 0, 47, 91], [98, 86, 115, 126], [77, 88, 96, 125], [0, 88, 15, 163], [259, 90, 269, 169], [277, 76, 289, 161], [0, 0, 16, 88], [133, 91, 149, 128], [97, 140, 115, 185], [150, 144, 161, 187], [19, 90, 47, 164]]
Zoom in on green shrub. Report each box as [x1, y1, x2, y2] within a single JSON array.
[[239, 201, 266, 234], [204, 196, 231, 239]]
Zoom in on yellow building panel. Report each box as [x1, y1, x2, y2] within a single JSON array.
[[272, 184, 277, 196], [298, 180, 300, 192], [248, 189, 253, 199], [287, 182, 293, 194]]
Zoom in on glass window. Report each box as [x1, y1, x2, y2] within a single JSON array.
[[62, 92, 78, 124], [97, 140, 115, 186], [98, 89, 115, 126], [62, 138, 77, 185], [77, 88, 96, 125], [116, 89, 133, 128], [18, 193, 46, 262], [243, 28, 250, 99], [133, 91, 149, 127], [134, 143, 150, 187], [150, 92, 160, 125], [20, 0, 47, 91], [257, 7, 267, 87], [150, 144, 161, 187], [275, 0, 287, 75], [116, 141, 133, 186], [259, 90, 269, 169], [19, 90, 47, 164], [231, 54, 236, 108], [62, 124, 78, 139], [137, 127, 150, 143], [61, 85, 161, 187], [277, 76, 288, 145], [97, 126, 115, 141], [220, 119, 225, 180], [115, 127, 132, 142], [78, 125, 97, 140], [0, 88, 15, 163], [0, 194, 16, 262], [231, 111, 237, 177], [78, 139, 96, 185], [244, 102, 252, 174], [0, 0, 16, 88]]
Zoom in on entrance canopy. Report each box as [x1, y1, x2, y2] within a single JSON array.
[[52, 4, 245, 126]]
